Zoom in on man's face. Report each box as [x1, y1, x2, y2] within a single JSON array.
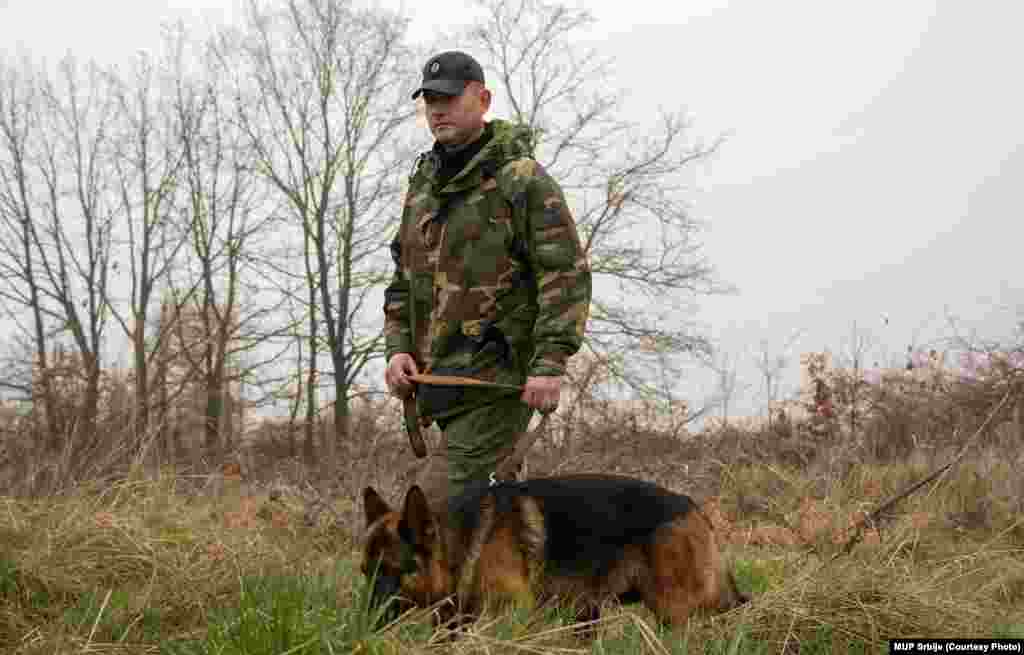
[[423, 83, 490, 147]]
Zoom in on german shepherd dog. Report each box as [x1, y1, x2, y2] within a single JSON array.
[[361, 474, 748, 629]]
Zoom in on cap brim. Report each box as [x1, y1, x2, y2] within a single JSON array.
[[411, 79, 467, 100]]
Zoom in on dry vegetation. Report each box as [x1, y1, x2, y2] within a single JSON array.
[[1, 355, 1023, 654], [4, 1, 1019, 651]]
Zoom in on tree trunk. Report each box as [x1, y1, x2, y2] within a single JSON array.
[[133, 320, 150, 454], [17, 187, 62, 452], [333, 385, 349, 450], [288, 354, 301, 461], [205, 379, 224, 459], [155, 336, 170, 466], [304, 309, 318, 468], [27, 280, 60, 453], [79, 354, 101, 460], [37, 365, 61, 454]]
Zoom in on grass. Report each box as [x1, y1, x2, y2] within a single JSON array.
[[0, 453, 1021, 654], [163, 564, 416, 654]]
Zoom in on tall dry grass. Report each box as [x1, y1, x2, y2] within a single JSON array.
[[0, 351, 1022, 652]]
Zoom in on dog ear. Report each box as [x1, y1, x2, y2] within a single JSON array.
[[399, 485, 436, 548], [363, 487, 392, 528]]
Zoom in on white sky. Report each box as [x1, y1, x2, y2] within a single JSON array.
[[2, 0, 1021, 415]]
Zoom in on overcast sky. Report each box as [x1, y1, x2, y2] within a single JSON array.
[[2, 0, 1021, 416]]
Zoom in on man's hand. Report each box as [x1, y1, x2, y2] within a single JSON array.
[[386, 353, 419, 399], [521, 376, 561, 413]]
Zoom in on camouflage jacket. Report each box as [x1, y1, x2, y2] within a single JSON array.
[[384, 119, 591, 419]]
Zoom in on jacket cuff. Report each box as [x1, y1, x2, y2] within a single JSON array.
[[385, 341, 414, 363], [528, 351, 568, 378]]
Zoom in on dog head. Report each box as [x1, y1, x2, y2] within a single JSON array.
[[361, 485, 454, 624]]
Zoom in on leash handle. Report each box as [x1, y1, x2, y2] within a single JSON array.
[[403, 395, 427, 458], [407, 373, 524, 391], [404, 373, 556, 473]]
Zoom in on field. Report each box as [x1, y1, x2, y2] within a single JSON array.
[[2, 368, 1023, 654], [2, 447, 1023, 652]]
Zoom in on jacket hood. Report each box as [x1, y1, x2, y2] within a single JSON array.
[[420, 119, 536, 192], [484, 119, 535, 164]]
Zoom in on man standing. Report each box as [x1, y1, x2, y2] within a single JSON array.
[[383, 51, 591, 516]]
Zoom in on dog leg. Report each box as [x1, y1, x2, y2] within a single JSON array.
[[640, 513, 723, 625], [476, 523, 536, 612], [572, 601, 601, 640]]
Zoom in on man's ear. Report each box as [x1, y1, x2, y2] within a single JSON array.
[[363, 487, 392, 528], [399, 485, 436, 548], [466, 81, 491, 115]]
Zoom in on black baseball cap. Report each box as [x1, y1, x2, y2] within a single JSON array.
[[411, 51, 485, 100]]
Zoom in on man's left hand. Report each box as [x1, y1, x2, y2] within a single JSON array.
[[521, 376, 561, 414]]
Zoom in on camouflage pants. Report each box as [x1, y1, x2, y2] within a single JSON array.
[[416, 394, 534, 522]]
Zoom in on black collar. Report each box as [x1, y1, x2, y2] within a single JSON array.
[[433, 122, 494, 189]]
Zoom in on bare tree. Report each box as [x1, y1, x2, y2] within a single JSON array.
[[217, 0, 416, 461], [836, 320, 876, 442], [0, 61, 58, 439], [165, 27, 291, 460], [754, 329, 805, 427], [0, 56, 118, 454], [461, 0, 732, 397], [280, 288, 315, 462], [104, 53, 191, 453], [707, 348, 749, 429]]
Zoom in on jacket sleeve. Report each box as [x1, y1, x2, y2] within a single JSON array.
[[383, 227, 414, 362], [522, 162, 592, 377]]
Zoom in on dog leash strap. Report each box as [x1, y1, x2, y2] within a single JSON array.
[[407, 373, 525, 391], [403, 373, 555, 469], [493, 409, 554, 480]]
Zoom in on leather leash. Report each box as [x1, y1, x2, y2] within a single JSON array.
[[400, 374, 554, 465]]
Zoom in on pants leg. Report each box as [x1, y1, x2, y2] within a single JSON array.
[[416, 431, 450, 518], [415, 394, 534, 522]]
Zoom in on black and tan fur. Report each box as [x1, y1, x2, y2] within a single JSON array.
[[361, 474, 748, 628]]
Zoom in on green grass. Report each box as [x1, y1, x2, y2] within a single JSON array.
[[162, 563, 395, 654], [0, 459, 1021, 655], [732, 555, 783, 597]]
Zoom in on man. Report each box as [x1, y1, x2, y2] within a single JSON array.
[[383, 51, 591, 517]]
